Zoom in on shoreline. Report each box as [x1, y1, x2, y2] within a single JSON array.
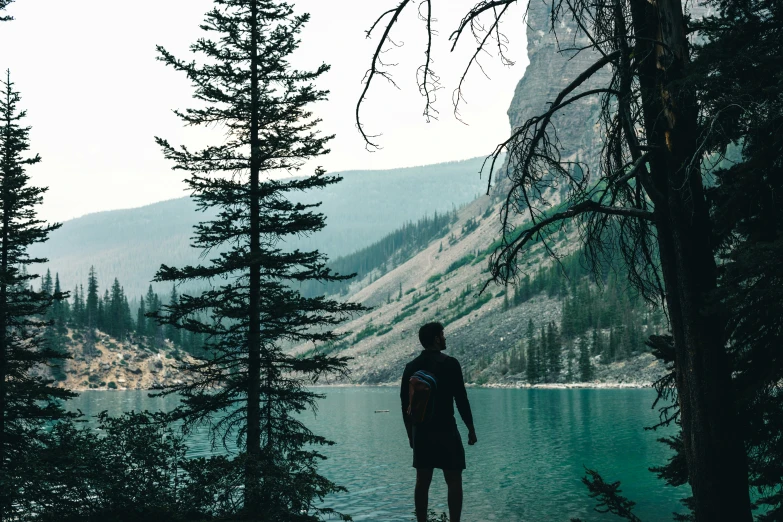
[[67, 380, 653, 392]]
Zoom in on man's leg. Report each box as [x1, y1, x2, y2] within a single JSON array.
[[443, 469, 463, 522], [415, 468, 434, 522]]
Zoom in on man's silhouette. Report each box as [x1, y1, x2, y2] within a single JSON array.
[[401, 322, 477, 522]]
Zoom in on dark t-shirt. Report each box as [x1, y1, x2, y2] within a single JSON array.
[[400, 350, 474, 431]]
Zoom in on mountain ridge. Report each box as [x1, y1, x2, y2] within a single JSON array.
[[32, 157, 491, 299]]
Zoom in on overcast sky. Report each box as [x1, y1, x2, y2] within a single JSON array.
[[0, 0, 528, 223]]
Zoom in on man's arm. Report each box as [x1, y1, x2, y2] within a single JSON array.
[[400, 365, 413, 447], [453, 359, 477, 445]]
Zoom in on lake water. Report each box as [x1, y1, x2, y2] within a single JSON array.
[[67, 388, 686, 522]]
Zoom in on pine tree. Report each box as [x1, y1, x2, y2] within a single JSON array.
[[152, 2, 362, 519], [525, 344, 537, 384], [165, 285, 180, 347], [73, 284, 85, 328], [608, 327, 618, 363], [591, 328, 603, 359], [517, 342, 527, 374], [546, 321, 562, 379], [135, 296, 146, 338], [52, 274, 67, 335], [41, 268, 52, 296], [144, 285, 159, 342], [565, 342, 575, 383], [85, 266, 98, 330], [83, 267, 99, 356], [579, 339, 593, 382], [48, 274, 69, 382], [98, 289, 109, 334], [0, 70, 74, 518], [122, 293, 132, 339], [539, 326, 547, 381]]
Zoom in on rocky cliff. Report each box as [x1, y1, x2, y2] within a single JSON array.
[[506, 0, 609, 170]]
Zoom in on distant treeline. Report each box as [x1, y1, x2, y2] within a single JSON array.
[[40, 267, 206, 365], [460, 249, 666, 384], [298, 210, 458, 297]]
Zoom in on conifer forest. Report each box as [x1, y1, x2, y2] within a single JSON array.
[[1, 0, 781, 521]]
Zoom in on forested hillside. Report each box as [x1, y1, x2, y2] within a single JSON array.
[[290, 188, 667, 387], [32, 157, 489, 298]]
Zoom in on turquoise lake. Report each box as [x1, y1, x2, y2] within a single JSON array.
[[67, 388, 686, 522]]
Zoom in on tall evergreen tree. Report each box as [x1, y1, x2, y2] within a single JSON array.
[[0, 70, 74, 518], [98, 289, 109, 334], [85, 266, 98, 330], [539, 326, 547, 381], [565, 342, 575, 383], [143, 285, 159, 342], [591, 328, 603, 359], [153, 2, 362, 519], [546, 321, 562, 379], [136, 296, 146, 338], [41, 268, 52, 296], [107, 278, 125, 340], [165, 286, 179, 346], [71, 284, 84, 328], [579, 340, 593, 382]]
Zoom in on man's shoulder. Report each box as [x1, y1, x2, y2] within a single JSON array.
[[444, 354, 461, 366], [402, 354, 421, 374]]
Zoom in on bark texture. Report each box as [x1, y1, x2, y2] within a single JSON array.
[[631, 0, 752, 519]]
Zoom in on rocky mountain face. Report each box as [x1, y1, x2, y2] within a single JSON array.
[[506, 0, 610, 170], [45, 329, 196, 391]]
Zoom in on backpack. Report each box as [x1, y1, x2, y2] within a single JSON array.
[[407, 370, 438, 425]]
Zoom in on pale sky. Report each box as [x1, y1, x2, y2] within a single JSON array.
[[0, 0, 528, 223]]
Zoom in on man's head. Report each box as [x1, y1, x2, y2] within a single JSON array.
[[418, 322, 445, 351]]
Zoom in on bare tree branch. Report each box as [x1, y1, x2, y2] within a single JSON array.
[[449, 0, 518, 47], [451, 2, 514, 122], [417, 0, 440, 122], [356, 0, 413, 150]]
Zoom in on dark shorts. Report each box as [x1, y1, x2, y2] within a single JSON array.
[[412, 425, 466, 470]]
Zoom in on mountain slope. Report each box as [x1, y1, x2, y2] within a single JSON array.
[[32, 157, 489, 299], [296, 0, 678, 386]]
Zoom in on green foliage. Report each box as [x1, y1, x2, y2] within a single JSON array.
[[150, 2, 361, 519], [579, 340, 593, 382], [375, 325, 393, 337], [0, 71, 75, 518], [425, 510, 449, 522], [461, 217, 479, 235], [569, 469, 641, 522], [426, 273, 442, 284], [442, 284, 492, 326], [286, 210, 455, 298], [445, 253, 476, 275], [354, 323, 380, 343], [16, 411, 242, 522], [391, 306, 419, 325]]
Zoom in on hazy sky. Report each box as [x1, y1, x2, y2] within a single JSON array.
[[0, 0, 529, 223]]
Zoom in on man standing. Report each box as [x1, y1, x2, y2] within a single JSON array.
[[401, 322, 477, 522]]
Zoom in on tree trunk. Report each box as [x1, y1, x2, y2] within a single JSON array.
[[245, 0, 262, 517], [630, 1, 751, 519], [0, 161, 7, 498]]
